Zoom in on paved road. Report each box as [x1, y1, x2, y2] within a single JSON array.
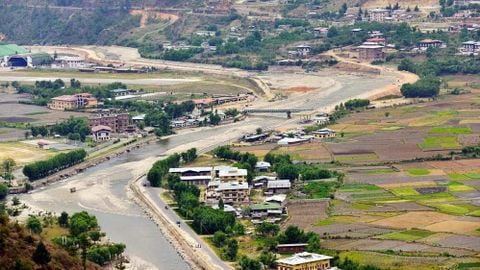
[[142, 184, 230, 269]]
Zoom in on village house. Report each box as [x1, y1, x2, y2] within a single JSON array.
[[132, 114, 146, 124], [265, 194, 287, 205], [276, 243, 308, 254], [276, 252, 336, 270], [357, 42, 385, 62], [296, 44, 312, 58], [110, 88, 138, 97], [266, 179, 292, 195], [91, 125, 112, 142], [48, 93, 98, 111], [243, 133, 269, 143], [369, 8, 390, 22], [88, 113, 129, 133], [277, 136, 313, 146], [460, 41, 480, 54], [253, 175, 277, 188], [249, 202, 284, 222], [255, 161, 271, 172], [168, 167, 213, 185], [313, 27, 329, 37], [418, 39, 445, 50], [313, 128, 336, 139]]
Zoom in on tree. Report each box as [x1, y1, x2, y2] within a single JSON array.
[[209, 113, 221, 125], [32, 242, 51, 266], [255, 222, 280, 237], [0, 184, 8, 200], [12, 196, 20, 206], [239, 256, 262, 270], [400, 77, 440, 98], [1, 158, 16, 184], [259, 251, 276, 269], [26, 216, 43, 234], [414, 5, 419, 11], [69, 211, 98, 237], [218, 198, 224, 210], [256, 128, 263, 135], [58, 211, 69, 227], [277, 225, 305, 244], [275, 164, 298, 180], [212, 231, 227, 247], [223, 238, 238, 261]]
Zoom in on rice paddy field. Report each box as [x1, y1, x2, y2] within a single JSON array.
[[284, 80, 480, 269]]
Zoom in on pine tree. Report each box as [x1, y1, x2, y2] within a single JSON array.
[[32, 242, 51, 266]]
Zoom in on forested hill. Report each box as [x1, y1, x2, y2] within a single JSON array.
[[0, 5, 141, 45]]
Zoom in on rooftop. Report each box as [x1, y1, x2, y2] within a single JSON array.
[[276, 252, 333, 266], [249, 202, 282, 211], [51, 95, 77, 102], [91, 125, 113, 132], [267, 180, 291, 189], [169, 167, 212, 173], [219, 168, 248, 177], [216, 181, 249, 191]]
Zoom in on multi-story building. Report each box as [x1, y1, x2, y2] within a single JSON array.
[[369, 8, 390, 22], [218, 167, 248, 183], [215, 181, 249, 204], [276, 252, 336, 270], [357, 42, 385, 62], [88, 113, 129, 133], [48, 93, 97, 111]]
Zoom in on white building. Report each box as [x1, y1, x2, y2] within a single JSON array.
[[91, 125, 112, 141]]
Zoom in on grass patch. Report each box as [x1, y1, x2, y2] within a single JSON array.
[[435, 204, 473, 215], [379, 229, 435, 241], [304, 181, 339, 199], [448, 173, 472, 181], [468, 210, 480, 217], [390, 187, 420, 197], [414, 192, 456, 204], [429, 127, 472, 134], [406, 168, 431, 176], [315, 219, 337, 226], [335, 154, 378, 162], [350, 192, 394, 199], [447, 181, 475, 192], [41, 225, 69, 241], [458, 262, 480, 270], [381, 126, 405, 131], [351, 203, 373, 210], [365, 168, 397, 174], [465, 172, 480, 179], [338, 184, 381, 192], [23, 111, 50, 116], [420, 137, 461, 149]]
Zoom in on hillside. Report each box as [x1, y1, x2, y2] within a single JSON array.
[[0, 214, 101, 270]]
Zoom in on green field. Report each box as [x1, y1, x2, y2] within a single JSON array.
[[420, 137, 461, 149], [458, 262, 480, 270], [429, 127, 472, 134], [447, 181, 476, 192], [435, 203, 480, 215], [381, 126, 405, 131], [365, 168, 397, 174], [390, 186, 420, 196], [338, 184, 381, 192], [407, 168, 431, 176], [351, 192, 394, 199], [448, 172, 480, 180], [379, 229, 435, 241]]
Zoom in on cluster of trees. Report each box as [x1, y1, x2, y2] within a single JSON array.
[[162, 48, 203, 61], [212, 230, 242, 261], [400, 77, 441, 98], [23, 149, 87, 180], [213, 146, 258, 182], [344, 99, 370, 110], [29, 116, 91, 142], [462, 146, 480, 157], [147, 148, 197, 187], [51, 211, 125, 268], [144, 100, 196, 136], [14, 79, 127, 106], [399, 57, 480, 77]]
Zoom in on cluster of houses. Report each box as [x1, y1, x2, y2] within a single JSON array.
[[241, 127, 336, 146], [168, 161, 296, 223], [88, 112, 137, 142]]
